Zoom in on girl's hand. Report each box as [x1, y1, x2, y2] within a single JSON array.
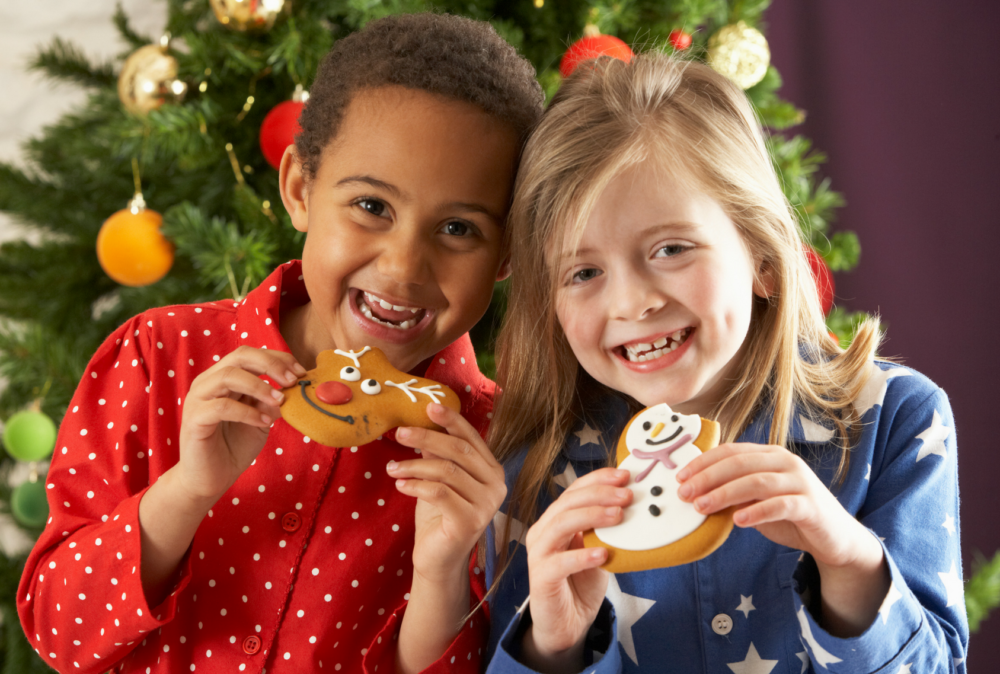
[[520, 467, 632, 673], [676, 442, 889, 635], [388, 403, 506, 582], [177, 346, 307, 504]]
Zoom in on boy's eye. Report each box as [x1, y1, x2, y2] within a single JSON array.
[[655, 244, 688, 258], [357, 198, 387, 217], [442, 221, 473, 237], [571, 268, 602, 284]]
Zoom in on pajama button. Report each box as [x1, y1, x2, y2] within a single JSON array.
[[711, 614, 733, 635], [242, 635, 261, 654], [281, 512, 301, 532]]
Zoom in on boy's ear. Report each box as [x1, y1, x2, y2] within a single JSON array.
[[496, 254, 512, 282], [753, 260, 776, 299], [279, 146, 309, 234]]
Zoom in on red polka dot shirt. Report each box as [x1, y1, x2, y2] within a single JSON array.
[[18, 261, 494, 673]]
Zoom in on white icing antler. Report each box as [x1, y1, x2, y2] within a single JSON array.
[[385, 379, 446, 404], [333, 346, 371, 369]]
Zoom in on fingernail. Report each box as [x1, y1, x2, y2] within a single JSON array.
[[395, 479, 407, 488], [284, 370, 297, 385], [734, 510, 749, 525], [605, 507, 620, 517], [396, 428, 410, 440], [260, 414, 272, 425], [615, 488, 631, 499], [386, 461, 398, 472], [676, 468, 690, 481], [590, 549, 604, 560], [678, 484, 692, 499], [695, 496, 710, 511], [271, 389, 284, 402], [293, 363, 307, 375], [614, 469, 629, 479], [428, 403, 444, 414]]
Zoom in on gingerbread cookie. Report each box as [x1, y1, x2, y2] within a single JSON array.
[[582, 403, 734, 573], [280, 346, 461, 448]]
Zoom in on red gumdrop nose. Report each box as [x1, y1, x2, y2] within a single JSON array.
[[315, 380, 353, 405]]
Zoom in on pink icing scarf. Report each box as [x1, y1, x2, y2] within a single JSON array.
[[631, 433, 693, 483]]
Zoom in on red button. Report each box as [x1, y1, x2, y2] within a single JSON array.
[[316, 380, 352, 405], [281, 512, 301, 532], [242, 635, 261, 655]]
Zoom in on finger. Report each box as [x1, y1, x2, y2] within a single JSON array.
[[676, 442, 774, 482], [193, 366, 287, 409], [215, 345, 307, 388], [678, 448, 792, 502], [395, 425, 496, 485], [185, 397, 274, 433], [534, 484, 632, 528], [529, 546, 607, 585], [692, 471, 799, 515], [560, 467, 632, 496], [734, 494, 809, 527], [387, 458, 482, 502], [393, 478, 480, 528], [531, 506, 624, 557]]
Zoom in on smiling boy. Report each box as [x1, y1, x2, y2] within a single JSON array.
[[19, 14, 543, 674]]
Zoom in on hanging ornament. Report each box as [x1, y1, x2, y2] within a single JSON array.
[[706, 21, 770, 90], [668, 29, 692, 51], [210, 0, 288, 32], [2, 407, 56, 462], [260, 84, 309, 170], [97, 161, 174, 287], [117, 34, 187, 115], [11, 477, 49, 529], [805, 246, 835, 315], [559, 26, 634, 78]]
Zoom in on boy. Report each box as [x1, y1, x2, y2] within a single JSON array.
[[18, 14, 543, 673]]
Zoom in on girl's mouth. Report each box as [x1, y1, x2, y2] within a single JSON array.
[[356, 290, 426, 330], [618, 328, 693, 363]]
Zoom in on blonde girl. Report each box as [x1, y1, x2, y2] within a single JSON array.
[[483, 54, 967, 674]]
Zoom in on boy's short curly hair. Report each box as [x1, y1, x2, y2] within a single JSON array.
[[295, 13, 545, 179]]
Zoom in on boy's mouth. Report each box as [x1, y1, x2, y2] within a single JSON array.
[[617, 328, 693, 363], [356, 290, 427, 330]]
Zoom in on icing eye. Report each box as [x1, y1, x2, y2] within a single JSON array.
[[361, 379, 381, 395], [650, 486, 663, 496], [671, 414, 679, 422], [642, 421, 652, 431], [340, 366, 361, 382]]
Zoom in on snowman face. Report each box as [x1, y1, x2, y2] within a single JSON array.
[[624, 403, 702, 455]]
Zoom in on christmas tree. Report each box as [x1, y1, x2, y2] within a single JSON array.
[[0, 0, 882, 667]]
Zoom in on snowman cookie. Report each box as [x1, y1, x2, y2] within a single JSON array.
[[280, 346, 461, 448], [582, 403, 734, 572]]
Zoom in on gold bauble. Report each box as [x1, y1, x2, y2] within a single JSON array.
[[117, 42, 187, 115], [210, 0, 289, 32], [706, 21, 771, 90]]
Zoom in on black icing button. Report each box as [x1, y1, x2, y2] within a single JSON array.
[[650, 486, 663, 496], [648, 504, 661, 517]]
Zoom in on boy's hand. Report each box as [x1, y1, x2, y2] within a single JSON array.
[[388, 403, 506, 581], [177, 346, 307, 504], [519, 467, 631, 673]]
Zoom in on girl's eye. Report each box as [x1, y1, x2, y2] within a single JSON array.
[[442, 221, 473, 237], [357, 198, 387, 217], [655, 244, 689, 258], [571, 268, 602, 284]]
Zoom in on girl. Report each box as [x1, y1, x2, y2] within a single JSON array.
[[484, 54, 967, 674]]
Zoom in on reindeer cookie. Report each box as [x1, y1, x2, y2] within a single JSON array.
[[280, 346, 461, 448], [582, 403, 734, 573]]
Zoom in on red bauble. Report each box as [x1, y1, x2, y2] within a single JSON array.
[[668, 29, 692, 51], [259, 99, 304, 169], [559, 34, 634, 78], [805, 246, 835, 314]]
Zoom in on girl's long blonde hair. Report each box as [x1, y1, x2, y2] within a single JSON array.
[[488, 53, 880, 571]]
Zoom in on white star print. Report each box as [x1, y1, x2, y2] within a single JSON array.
[[895, 663, 912, 674], [864, 463, 871, 481], [574, 423, 603, 447], [727, 642, 778, 674], [604, 573, 655, 666], [736, 594, 756, 618], [938, 561, 964, 608], [554, 462, 578, 490], [492, 511, 526, 550], [795, 650, 809, 674], [878, 581, 902, 624], [915, 409, 950, 462], [799, 415, 834, 443], [854, 365, 911, 418], [942, 513, 956, 535], [796, 606, 843, 668]]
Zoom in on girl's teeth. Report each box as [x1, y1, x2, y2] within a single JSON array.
[[653, 337, 667, 349], [624, 328, 690, 362]]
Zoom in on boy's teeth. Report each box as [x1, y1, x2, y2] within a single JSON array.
[[363, 291, 421, 314], [359, 296, 418, 330]]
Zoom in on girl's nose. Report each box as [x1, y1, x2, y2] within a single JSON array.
[[376, 228, 432, 285], [610, 271, 668, 321]]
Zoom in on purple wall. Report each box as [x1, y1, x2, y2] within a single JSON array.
[[767, 1, 1000, 668]]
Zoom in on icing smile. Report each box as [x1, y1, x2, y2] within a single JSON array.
[[645, 425, 683, 445], [298, 381, 355, 424], [618, 328, 693, 363]]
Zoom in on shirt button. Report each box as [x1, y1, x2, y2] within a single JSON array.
[[711, 613, 733, 635], [281, 512, 301, 532], [242, 635, 261, 655]]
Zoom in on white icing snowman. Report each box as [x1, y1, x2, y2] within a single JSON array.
[[594, 403, 707, 551]]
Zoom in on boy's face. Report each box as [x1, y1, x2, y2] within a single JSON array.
[[280, 86, 516, 373]]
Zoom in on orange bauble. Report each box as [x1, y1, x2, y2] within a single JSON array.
[[96, 207, 174, 287]]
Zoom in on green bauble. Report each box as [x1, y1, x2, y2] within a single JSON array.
[[11, 480, 49, 528], [2, 410, 57, 461]]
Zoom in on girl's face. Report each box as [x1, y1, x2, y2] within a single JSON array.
[[554, 162, 765, 416]]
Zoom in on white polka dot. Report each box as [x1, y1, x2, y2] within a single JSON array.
[[86, 491, 94, 499], [232, 498, 239, 505], [304, 436, 311, 443], [258, 485, 265, 492], [157, 342, 163, 349], [265, 318, 272, 326], [204, 330, 211, 336], [465, 385, 472, 393], [188, 359, 194, 366], [351, 512, 359, 519], [352, 580, 359, 587], [338, 486, 345, 493], [213, 355, 220, 361], [107, 422, 114, 430], [365, 539, 372, 546], [461, 357, 466, 364], [279, 541, 286, 548], [88, 453, 96, 460], [241, 332, 248, 339], [439, 358, 446, 364], [131, 425, 138, 432], [131, 359, 138, 367], [242, 526, 249, 533], [392, 524, 399, 532], [181, 331, 188, 337], [338, 553, 346, 560], [364, 472, 371, 479], [377, 499, 384, 506], [297, 610, 305, 617], [98, 399, 106, 405], [137, 608, 142, 616], [283, 653, 291, 661], [80, 429, 88, 436], [195, 308, 202, 313], [208, 580, 216, 587], [254, 553, 260, 561], [312, 568, 319, 576], [218, 538, 224, 545], [286, 474, 293, 481], [268, 512, 276, 519], [312, 464, 319, 471], [324, 594, 332, 602], [220, 609, 226, 616], [275, 447, 283, 455]]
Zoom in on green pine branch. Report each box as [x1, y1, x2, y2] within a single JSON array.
[[29, 37, 116, 89], [967, 550, 1000, 633]]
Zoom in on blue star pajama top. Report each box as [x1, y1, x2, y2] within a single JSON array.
[[485, 362, 968, 673]]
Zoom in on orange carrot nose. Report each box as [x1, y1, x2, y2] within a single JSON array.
[[651, 422, 665, 437]]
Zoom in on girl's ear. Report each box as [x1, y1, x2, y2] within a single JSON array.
[[496, 255, 512, 282], [753, 261, 776, 299], [279, 147, 309, 234]]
